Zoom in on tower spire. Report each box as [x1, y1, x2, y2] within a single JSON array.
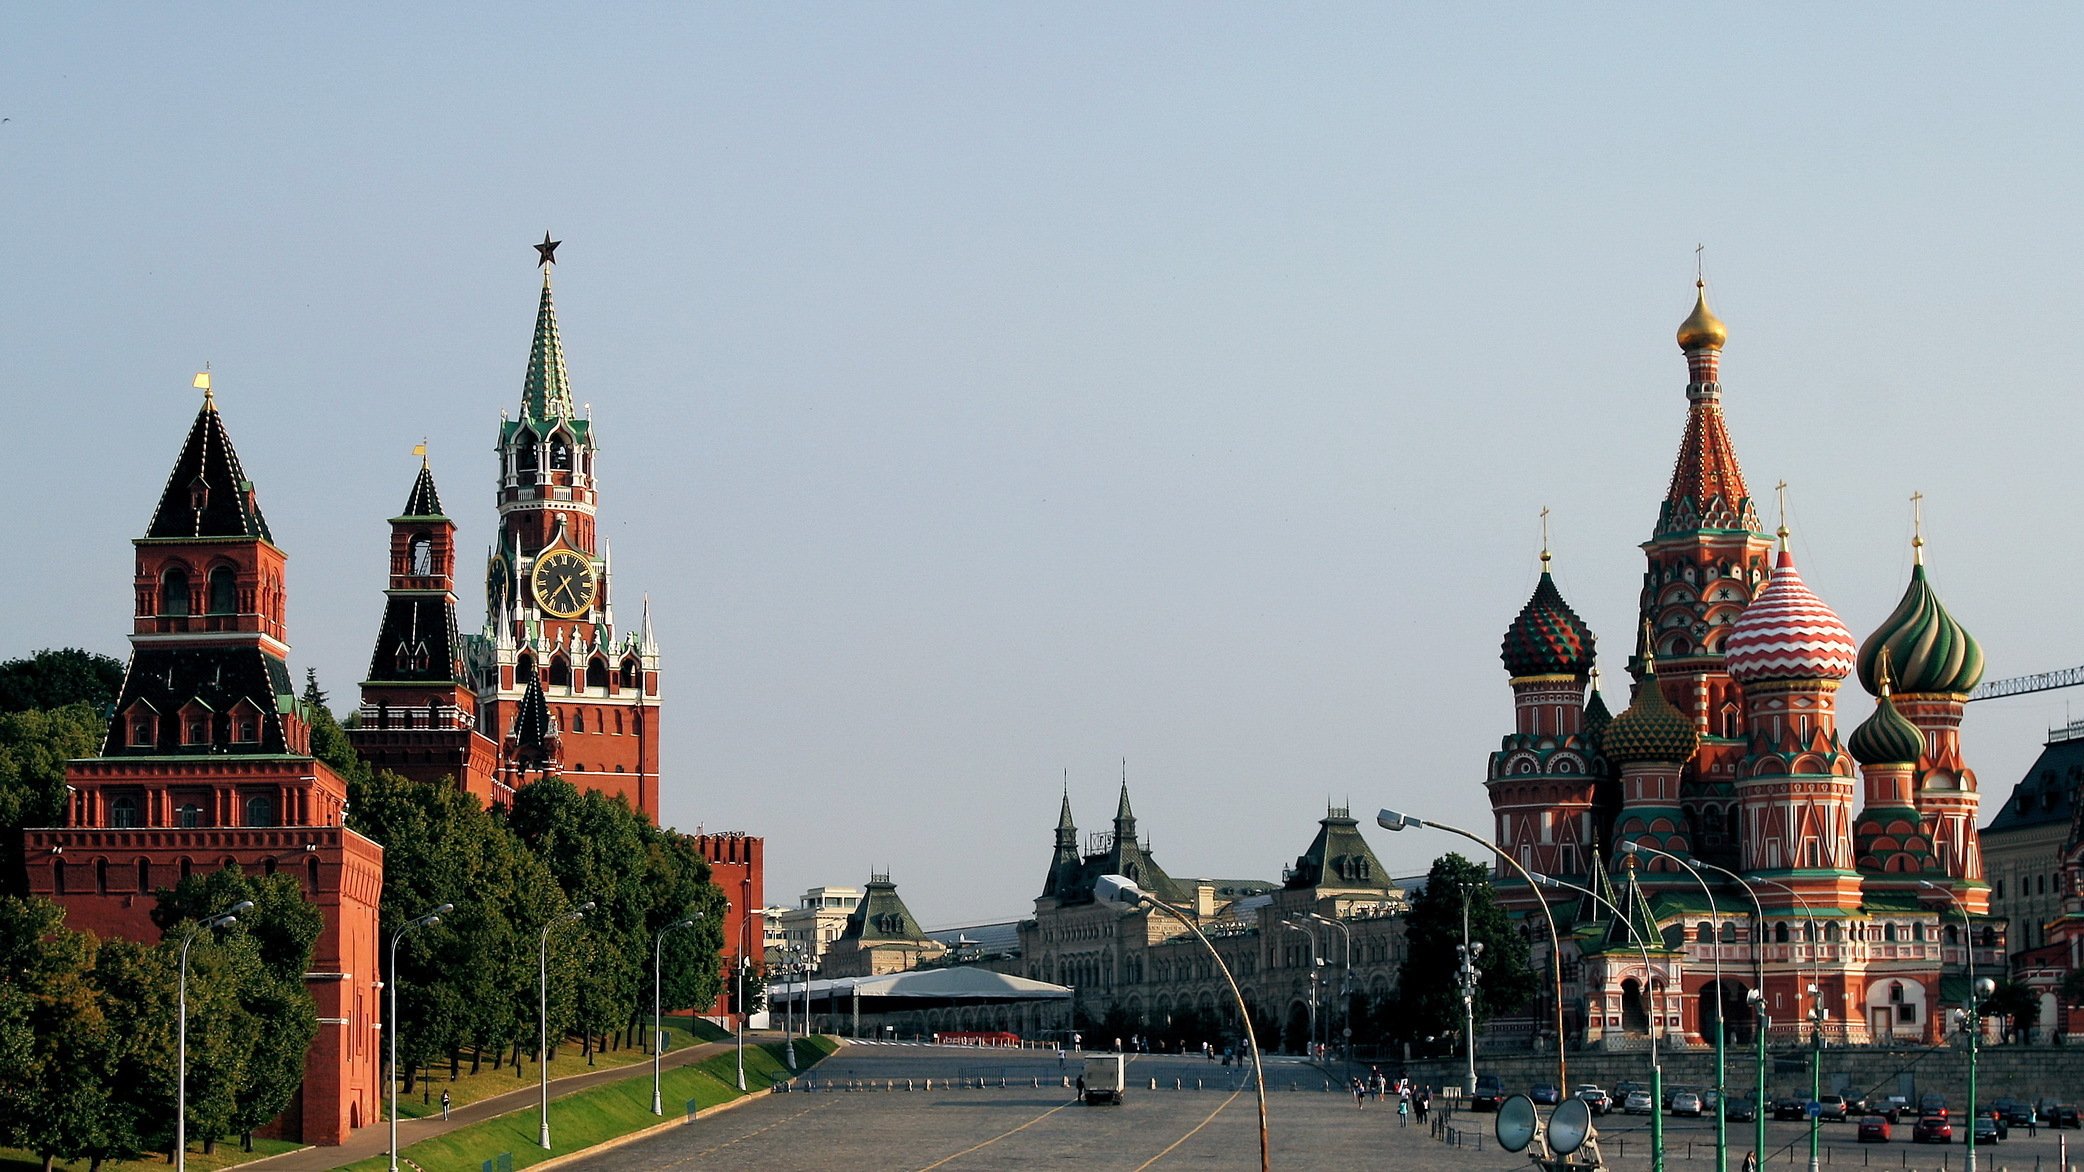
[[521, 239, 573, 422]]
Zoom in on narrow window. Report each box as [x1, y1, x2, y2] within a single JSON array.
[[161, 569, 191, 616], [244, 794, 276, 827], [110, 796, 138, 828], [587, 657, 610, 690], [410, 534, 434, 576], [137, 857, 152, 892], [207, 566, 237, 614], [548, 656, 570, 687]]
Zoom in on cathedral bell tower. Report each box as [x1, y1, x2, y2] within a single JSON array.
[[477, 237, 663, 820]]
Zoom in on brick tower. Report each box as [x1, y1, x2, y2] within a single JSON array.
[[476, 240, 663, 819], [26, 385, 384, 1144], [350, 458, 500, 803]]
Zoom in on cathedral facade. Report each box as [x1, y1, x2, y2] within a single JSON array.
[[1486, 285, 1999, 1049]]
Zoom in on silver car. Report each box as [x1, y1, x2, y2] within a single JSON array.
[[1624, 1090, 1656, 1115], [1672, 1091, 1704, 1116]]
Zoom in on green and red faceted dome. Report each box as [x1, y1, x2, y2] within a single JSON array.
[[1855, 563, 1983, 697], [1848, 689, 1925, 766], [1501, 570, 1597, 678], [1723, 550, 1858, 684]]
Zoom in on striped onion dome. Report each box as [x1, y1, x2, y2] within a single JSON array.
[[1855, 563, 1984, 697], [1849, 688, 1924, 766], [1723, 550, 1857, 684], [1603, 666, 1700, 765], [1500, 571, 1596, 678]]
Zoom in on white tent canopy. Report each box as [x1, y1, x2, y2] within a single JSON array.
[[769, 967, 1071, 1003]]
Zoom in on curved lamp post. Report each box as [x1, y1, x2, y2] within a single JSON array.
[[1096, 874, 1268, 1172], [539, 900, 595, 1150], [653, 912, 703, 1115], [1622, 841, 1729, 1172], [1922, 880, 1987, 1172], [1739, 875, 1827, 1172], [177, 900, 252, 1172], [1307, 911, 1353, 1072], [1534, 870, 1660, 1172], [389, 903, 452, 1172], [1276, 918, 1320, 1060], [1378, 809, 1569, 1089]]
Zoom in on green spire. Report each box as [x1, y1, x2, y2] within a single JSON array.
[[521, 269, 574, 422]]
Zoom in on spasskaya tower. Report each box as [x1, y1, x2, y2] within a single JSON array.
[[475, 235, 662, 820]]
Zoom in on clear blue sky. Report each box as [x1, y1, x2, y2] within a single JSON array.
[[7, 6, 2083, 924]]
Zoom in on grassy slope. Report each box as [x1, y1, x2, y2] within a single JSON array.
[[0, 1139, 305, 1172], [391, 1016, 732, 1119], [341, 1038, 837, 1172]]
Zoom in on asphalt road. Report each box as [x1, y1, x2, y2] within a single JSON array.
[[565, 1045, 2084, 1172]]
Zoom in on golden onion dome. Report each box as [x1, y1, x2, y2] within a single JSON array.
[[1677, 281, 1728, 351]]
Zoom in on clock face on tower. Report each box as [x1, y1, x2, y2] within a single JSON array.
[[529, 549, 597, 619]]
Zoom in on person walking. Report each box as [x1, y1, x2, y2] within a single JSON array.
[[1354, 1078, 1367, 1111], [1399, 1094, 1410, 1126], [1743, 1150, 1758, 1172], [440, 1089, 451, 1121]]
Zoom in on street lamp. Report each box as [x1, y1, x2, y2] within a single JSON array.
[[1096, 874, 1268, 1172], [177, 900, 252, 1172], [1276, 918, 1319, 1060], [538, 900, 594, 1150], [388, 903, 452, 1172], [1534, 870, 1660, 1172], [1456, 891, 1484, 1096], [726, 900, 744, 1093], [653, 912, 703, 1116], [1922, 880, 1985, 1172], [1666, 853, 1772, 1170], [1622, 841, 1729, 1172], [1745, 876, 1825, 1172], [1377, 808, 1570, 1088], [1306, 912, 1352, 1071]]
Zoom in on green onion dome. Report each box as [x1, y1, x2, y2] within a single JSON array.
[[1603, 666, 1700, 766], [1501, 571, 1597, 678], [1850, 648, 1926, 766], [1582, 682, 1613, 753], [1856, 562, 1983, 697]]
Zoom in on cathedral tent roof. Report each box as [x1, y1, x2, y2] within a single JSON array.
[[398, 462, 445, 520], [146, 396, 273, 542]]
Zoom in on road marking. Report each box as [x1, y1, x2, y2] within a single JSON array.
[[659, 1102, 824, 1167], [912, 1100, 1076, 1170], [1132, 1089, 1243, 1170]]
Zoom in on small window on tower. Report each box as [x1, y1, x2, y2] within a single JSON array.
[[111, 796, 139, 828], [183, 715, 209, 746], [620, 659, 639, 689], [550, 435, 572, 470], [549, 656, 570, 687], [129, 714, 156, 747], [515, 429, 539, 477], [207, 566, 237, 614], [517, 654, 536, 685], [244, 794, 276, 827], [587, 657, 610, 690], [410, 535, 434, 576], [188, 475, 209, 511]]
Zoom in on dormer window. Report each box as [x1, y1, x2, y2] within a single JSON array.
[[183, 715, 210, 746], [229, 702, 262, 744], [188, 475, 210, 511], [161, 569, 191, 616], [127, 708, 157, 748], [207, 566, 237, 615]]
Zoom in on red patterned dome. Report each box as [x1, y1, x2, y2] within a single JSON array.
[[1723, 550, 1857, 684]]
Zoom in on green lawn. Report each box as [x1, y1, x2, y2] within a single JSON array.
[[0, 1138, 304, 1172], [389, 1016, 732, 1120], [340, 1037, 836, 1172]]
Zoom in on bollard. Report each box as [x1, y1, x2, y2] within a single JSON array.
[[925, 1078, 932, 1091], [1198, 1079, 1204, 1091], [1150, 1077, 1158, 1090], [1175, 1079, 1182, 1090]]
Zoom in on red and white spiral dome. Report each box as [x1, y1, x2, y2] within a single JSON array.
[[1723, 550, 1857, 684]]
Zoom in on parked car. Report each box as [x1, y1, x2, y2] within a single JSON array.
[[1973, 1116, 2005, 1145], [1663, 1085, 1693, 1110], [1844, 1094, 1872, 1115], [1726, 1098, 1758, 1123], [1531, 1083, 1562, 1106], [1859, 1116, 1893, 1143], [2001, 1100, 2036, 1126], [1989, 1097, 2023, 1123], [1978, 1109, 2009, 1140], [1914, 1114, 1954, 1144], [1819, 1095, 1850, 1122], [1671, 1092, 1704, 1117], [1576, 1085, 1612, 1115], [1774, 1096, 1810, 1122], [1471, 1074, 1509, 1112], [1921, 1093, 1949, 1115], [1878, 1095, 1911, 1122], [2053, 1103, 2082, 1129], [1624, 1090, 1657, 1115]]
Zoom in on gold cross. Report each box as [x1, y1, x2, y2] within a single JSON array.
[[1910, 491, 1925, 564], [1774, 480, 1790, 547], [1540, 506, 1551, 567]]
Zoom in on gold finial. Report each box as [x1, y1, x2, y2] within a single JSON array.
[[1640, 619, 1658, 674], [1540, 506, 1552, 569], [1910, 491, 1925, 565], [412, 439, 428, 466], [1877, 646, 1896, 699], [193, 365, 213, 405], [1774, 480, 1790, 550], [1677, 268, 1728, 352]]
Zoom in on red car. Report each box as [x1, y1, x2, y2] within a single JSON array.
[[1914, 1113, 1953, 1144], [1859, 1116, 1892, 1143]]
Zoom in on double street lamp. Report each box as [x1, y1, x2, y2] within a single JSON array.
[[1456, 893, 1484, 1096], [1275, 919, 1320, 1060], [1623, 841, 1732, 1172], [389, 903, 453, 1172], [1923, 880, 1990, 1172], [1307, 912, 1353, 1071], [1096, 874, 1268, 1172], [539, 900, 595, 1150], [653, 911, 705, 1116], [1533, 870, 1663, 1172], [177, 900, 252, 1172]]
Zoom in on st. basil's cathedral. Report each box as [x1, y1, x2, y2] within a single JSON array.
[[23, 242, 763, 1145], [1488, 283, 1997, 1050]]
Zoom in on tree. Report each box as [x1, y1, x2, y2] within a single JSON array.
[[0, 897, 133, 1172], [153, 867, 321, 1153], [1390, 853, 1537, 1046], [1981, 978, 2041, 1043], [0, 649, 124, 715], [0, 703, 107, 895]]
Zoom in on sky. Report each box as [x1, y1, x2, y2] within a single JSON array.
[[7, 6, 2084, 927]]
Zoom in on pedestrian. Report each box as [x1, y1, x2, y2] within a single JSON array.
[[1399, 1095, 1410, 1126], [1076, 1073, 1086, 1097], [440, 1089, 450, 1121], [1743, 1150, 1758, 1172], [1354, 1079, 1367, 1110]]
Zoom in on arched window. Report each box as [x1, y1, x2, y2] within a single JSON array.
[[517, 654, 536, 685], [549, 434, 572, 471], [620, 658, 639, 689], [110, 796, 138, 828], [95, 859, 108, 893], [1885, 923, 1899, 943], [1981, 927, 1997, 949], [1697, 922, 1714, 944], [570, 708, 584, 733], [176, 804, 203, 829], [548, 656, 570, 687], [244, 794, 276, 827], [1944, 925, 1959, 945], [1826, 923, 1842, 943], [1774, 923, 1790, 944], [1803, 922, 1816, 943], [129, 712, 155, 747], [1913, 922, 1927, 943], [515, 429, 539, 477], [613, 711, 623, 735], [52, 859, 65, 895], [1720, 921, 1738, 944], [207, 566, 237, 614], [306, 856, 321, 894], [410, 534, 433, 576], [232, 711, 260, 743], [1889, 981, 1905, 1004], [161, 569, 191, 616], [587, 657, 610, 690], [136, 857, 152, 893]]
